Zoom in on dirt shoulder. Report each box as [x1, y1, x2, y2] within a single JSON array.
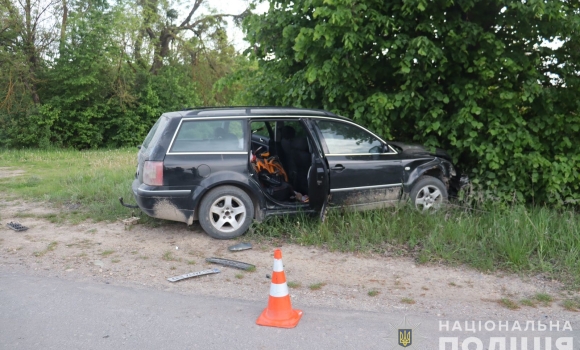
[[0, 197, 578, 320]]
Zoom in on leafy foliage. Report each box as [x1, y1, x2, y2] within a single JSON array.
[[0, 0, 246, 148], [243, 0, 580, 206]]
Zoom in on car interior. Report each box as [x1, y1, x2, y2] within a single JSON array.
[[250, 120, 313, 203]]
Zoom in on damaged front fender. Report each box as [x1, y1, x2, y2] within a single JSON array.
[[403, 158, 450, 191]]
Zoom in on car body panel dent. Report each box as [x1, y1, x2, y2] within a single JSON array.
[[402, 158, 452, 191]]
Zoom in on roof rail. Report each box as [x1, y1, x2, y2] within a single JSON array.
[[181, 106, 339, 117]]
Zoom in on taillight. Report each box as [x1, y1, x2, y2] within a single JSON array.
[[143, 161, 163, 186]]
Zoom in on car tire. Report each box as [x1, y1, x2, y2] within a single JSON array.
[[410, 176, 448, 212], [198, 186, 254, 239]]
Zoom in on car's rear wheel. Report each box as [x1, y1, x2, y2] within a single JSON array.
[[410, 176, 448, 212], [198, 186, 254, 239]]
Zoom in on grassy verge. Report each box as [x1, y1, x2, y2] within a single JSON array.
[[0, 148, 137, 222], [1, 148, 579, 287], [249, 205, 580, 288]]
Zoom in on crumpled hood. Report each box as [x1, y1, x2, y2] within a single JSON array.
[[388, 141, 452, 161]]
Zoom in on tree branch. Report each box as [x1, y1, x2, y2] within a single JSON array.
[[179, 0, 204, 28], [145, 27, 155, 39], [181, 13, 235, 31], [32, 0, 56, 34]]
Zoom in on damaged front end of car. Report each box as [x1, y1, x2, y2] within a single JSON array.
[[389, 141, 469, 198]]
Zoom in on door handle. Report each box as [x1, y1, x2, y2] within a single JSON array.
[[331, 164, 345, 171]]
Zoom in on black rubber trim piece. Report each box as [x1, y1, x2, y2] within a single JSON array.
[[7, 222, 28, 232]]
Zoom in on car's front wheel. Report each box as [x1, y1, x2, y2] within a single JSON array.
[[198, 186, 254, 239], [410, 176, 448, 212]]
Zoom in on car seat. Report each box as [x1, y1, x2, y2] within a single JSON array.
[[280, 126, 310, 194]]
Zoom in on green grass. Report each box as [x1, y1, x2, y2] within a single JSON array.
[[309, 282, 326, 290], [101, 250, 115, 257], [519, 293, 555, 308], [520, 299, 535, 307], [249, 204, 580, 288], [401, 297, 416, 304], [33, 241, 58, 257], [368, 289, 379, 297], [0, 148, 137, 222], [534, 293, 553, 306], [499, 298, 520, 310], [561, 298, 580, 312], [287, 281, 301, 289], [162, 251, 179, 262], [2, 148, 580, 288]]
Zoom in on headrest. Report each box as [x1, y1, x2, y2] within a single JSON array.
[[281, 125, 296, 139], [291, 137, 309, 152]]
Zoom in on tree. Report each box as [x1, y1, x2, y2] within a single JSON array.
[[0, 0, 60, 107], [243, 0, 580, 206], [0, 0, 62, 147], [39, 0, 119, 147], [131, 0, 249, 75], [0, 0, 251, 148]]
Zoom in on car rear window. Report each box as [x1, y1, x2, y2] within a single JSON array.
[[142, 116, 168, 150], [170, 119, 246, 153]]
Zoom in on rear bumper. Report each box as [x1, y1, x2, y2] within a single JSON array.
[[132, 179, 195, 224]]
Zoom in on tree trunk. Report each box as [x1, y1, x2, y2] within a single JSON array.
[[134, 29, 143, 62], [59, 0, 67, 52], [150, 30, 172, 75], [24, 0, 40, 104]]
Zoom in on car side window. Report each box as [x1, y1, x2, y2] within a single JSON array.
[[251, 122, 270, 139], [315, 120, 383, 154], [170, 120, 245, 152]]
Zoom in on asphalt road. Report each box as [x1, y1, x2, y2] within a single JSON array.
[[1, 270, 578, 350]]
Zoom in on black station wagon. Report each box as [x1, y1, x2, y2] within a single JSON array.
[[126, 107, 466, 239]]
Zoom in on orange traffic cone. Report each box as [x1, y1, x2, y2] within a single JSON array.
[[256, 249, 303, 328]]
